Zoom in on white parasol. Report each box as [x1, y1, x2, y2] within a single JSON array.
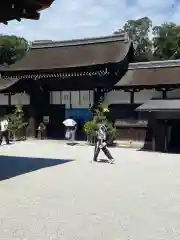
[[63, 118, 77, 127]]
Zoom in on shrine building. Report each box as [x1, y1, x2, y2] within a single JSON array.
[[1, 33, 180, 152]]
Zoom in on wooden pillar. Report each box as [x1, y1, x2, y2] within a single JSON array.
[[27, 105, 36, 138], [88, 90, 91, 108], [149, 117, 156, 151], [91, 88, 102, 117], [164, 120, 168, 152], [130, 92, 134, 104], [26, 79, 50, 138], [162, 90, 167, 99], [79, 91, 81, 106], [8, 93, 11, 107], [93, 88, 102, 105], [4, 92, 12, 111], [154, 119, 166, 152], [152, 135, 155, 151], [69, 91, 72, 109]]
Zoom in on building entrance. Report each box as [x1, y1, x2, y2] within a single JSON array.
[[168, 120, 180, 153], [42, 105, 65, 139]]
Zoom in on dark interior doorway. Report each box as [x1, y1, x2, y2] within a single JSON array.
[[168, 120, 180, 153], [43, 105, 65, 139]]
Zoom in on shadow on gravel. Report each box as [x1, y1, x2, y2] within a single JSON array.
[[0, 155, 74, 181], [98, 159, 109, 163], [138, 148, 180, 154]]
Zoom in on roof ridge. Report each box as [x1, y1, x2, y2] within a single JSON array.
[[31, 33, 128, 49]]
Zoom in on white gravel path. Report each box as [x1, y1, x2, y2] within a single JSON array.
[[0, 140, 180, 240]]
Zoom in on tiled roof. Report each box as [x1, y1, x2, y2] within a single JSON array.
[[116, 60, 180, 88], [129, 59, 180, 69], [1, 34, 132, 72], [0, 77, 20, 92], [136, 99, 180, 111]]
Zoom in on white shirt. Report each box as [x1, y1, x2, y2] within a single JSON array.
[[1, 120, 8, 132], [97, 124, 107, 140]]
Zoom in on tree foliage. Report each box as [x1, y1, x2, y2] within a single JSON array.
[[114, 17, 180, 61], [115, 17, 153, 61], [153, 22, 180, 60], [0, 35, 29, 65], [8, 104, 28, 140]]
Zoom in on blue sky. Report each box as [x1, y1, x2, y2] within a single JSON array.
[[0, 0, 179, 41]]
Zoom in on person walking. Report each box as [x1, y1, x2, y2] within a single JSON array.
[[93, 122, 115, 164], [0, 117, 10, 145], [63, 117, 77, 145]]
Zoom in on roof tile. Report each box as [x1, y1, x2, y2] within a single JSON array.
[[1, 34, 132, 72]]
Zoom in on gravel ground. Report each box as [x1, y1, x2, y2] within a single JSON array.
[[0, 140, 180, 240]]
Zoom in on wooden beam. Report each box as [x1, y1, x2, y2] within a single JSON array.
[[69, 91, 72, 109]]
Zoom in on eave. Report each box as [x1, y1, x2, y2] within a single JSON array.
[[0, 0, 54, 24]]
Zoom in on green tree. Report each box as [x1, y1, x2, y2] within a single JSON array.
[[115, 17, 153, 62], [8, 104, 28, 141], [152, 22, 180, 60], [0, 35, 29, 65], [84, 104, 116, 145]]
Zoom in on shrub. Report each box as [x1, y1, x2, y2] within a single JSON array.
[[7, 104, 28, 141], [84, 120, 117, 146], [84, 120, 116, 145], [84, 120, 97, 143], [105, 121, 117, 142], [85, 103, 117, 145]]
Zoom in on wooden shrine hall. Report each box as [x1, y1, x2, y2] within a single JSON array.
[[1, 32, 180, 152], [113, 60, 180, 153], [0, 33, 134, 139]]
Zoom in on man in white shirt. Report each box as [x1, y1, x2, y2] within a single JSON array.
[[0, 118, 9, 145]]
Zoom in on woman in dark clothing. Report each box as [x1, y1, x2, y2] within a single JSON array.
[[37, 122, 46, 139]]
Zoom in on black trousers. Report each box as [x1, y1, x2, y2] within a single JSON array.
[[37, 130, 46, 140], [93, 139, 113, 161], [0, 130, 9, 145]]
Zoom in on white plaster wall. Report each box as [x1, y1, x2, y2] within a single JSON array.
[[50, 91, 94, 108], [11, 93, 30, 105], [71, 91, 79, 108], [50, 90, 164, 106], [104, 90, 130, 104], [167, 88, 180, 98], [0, 94, 8, 105], [50, 91, 70, 107], [134, 90, 162, 103], [51, 91, 61, 105], [79, 91, 91, 108], [104, 89, 163, 105], [61, 91, 70, 108]]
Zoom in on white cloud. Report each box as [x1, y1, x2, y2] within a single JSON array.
[[0, 0, 180, 40]]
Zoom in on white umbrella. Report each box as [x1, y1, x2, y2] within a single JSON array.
[[63, 118, 77, 127]]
